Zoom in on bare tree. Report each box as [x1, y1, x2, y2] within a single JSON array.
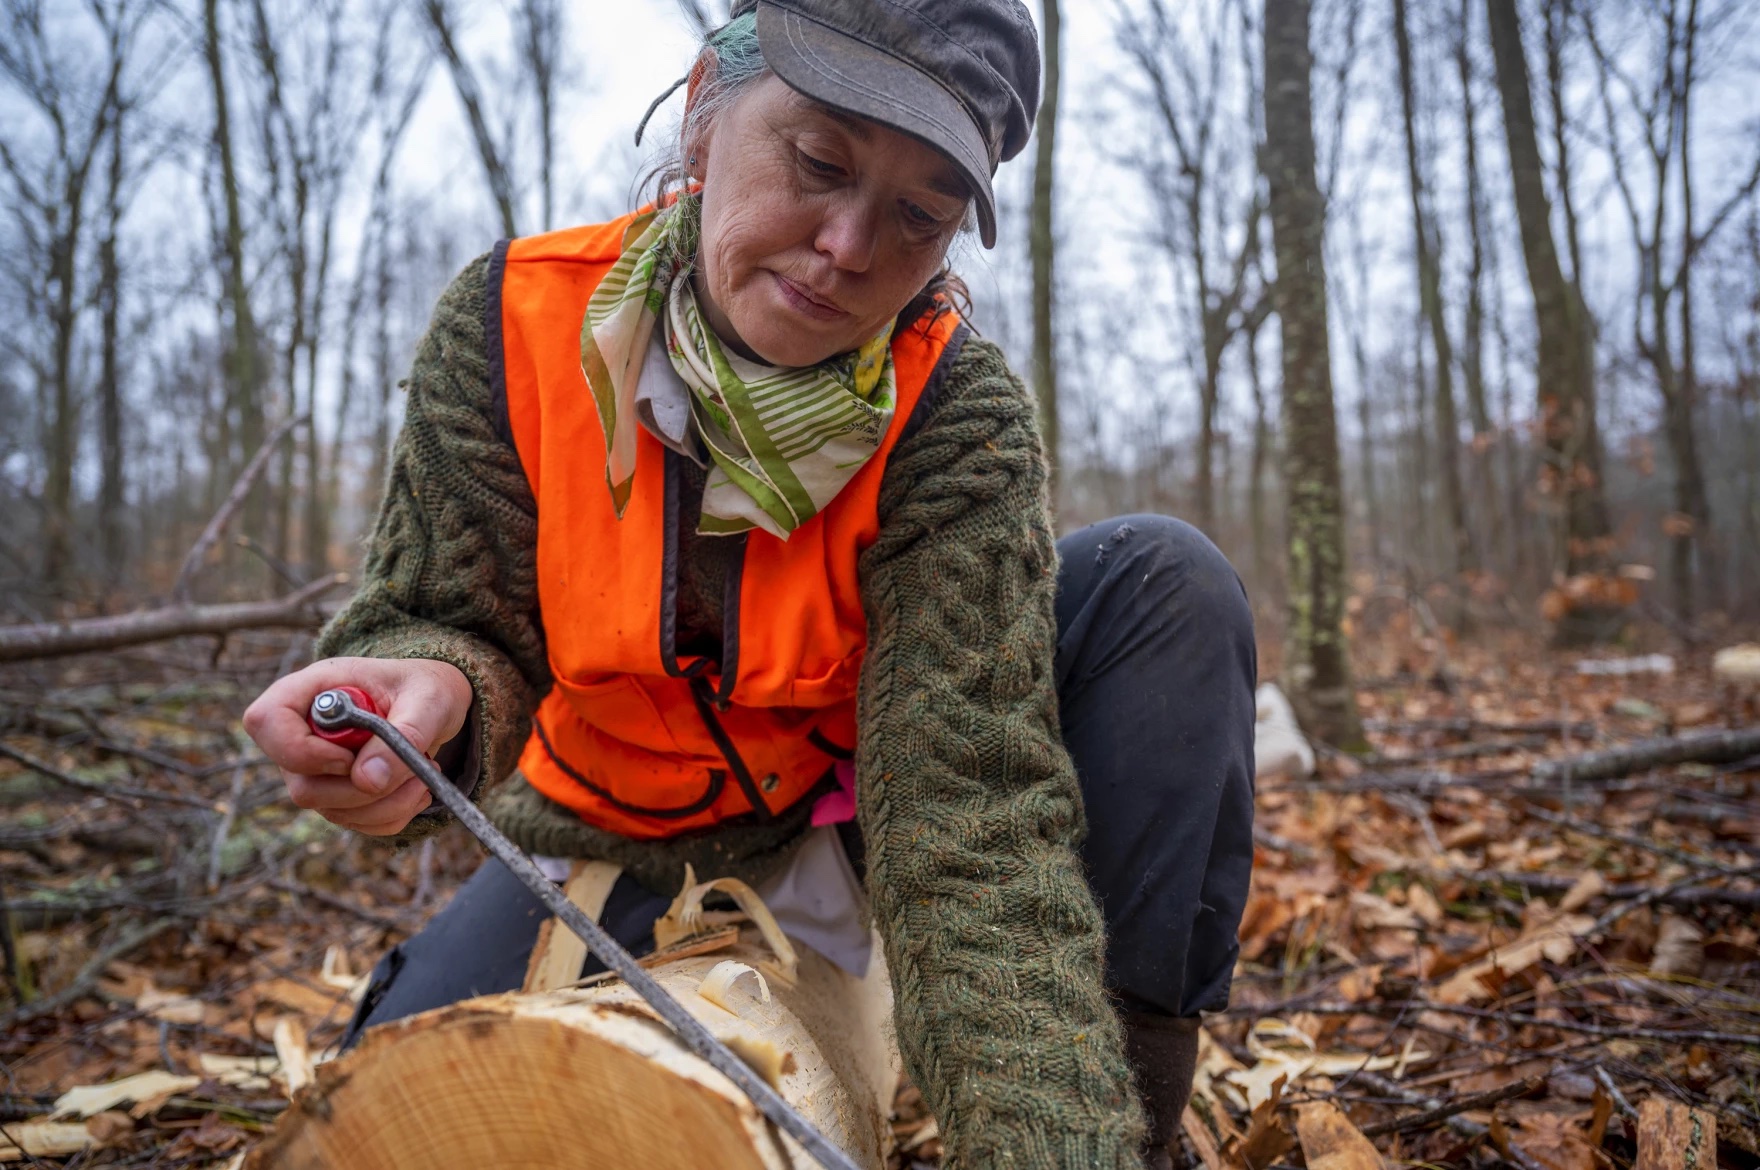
[[514, 0, 561, 233], [204, 0, 269, 561], [1486, 0, 1614, 642], [1030, 0, 1062, 505], [1115, 0, 1267, 535], [1393, 0, 1473, 587], [421, 0, 518, 237], [1582, 0, 1760, 620], [1264, 0, 1364, 746], [0, 0, 139, 587]]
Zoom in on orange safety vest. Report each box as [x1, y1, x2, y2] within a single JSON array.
[[494, 211, 965, 840]]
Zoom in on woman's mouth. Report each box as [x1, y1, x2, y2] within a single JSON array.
[[772, 273, 846, 321]]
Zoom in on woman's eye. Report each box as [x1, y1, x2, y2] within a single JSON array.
[[904, 202, 942, 229], [799, 151, 842, 176]]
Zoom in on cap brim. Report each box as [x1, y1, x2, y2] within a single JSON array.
[[755, 3, 999, 248]]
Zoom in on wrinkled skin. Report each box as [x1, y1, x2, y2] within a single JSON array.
[[690, 73, 969, 367]]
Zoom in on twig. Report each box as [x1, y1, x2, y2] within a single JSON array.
[[1364, 718, 1597, 739], [171, 414, 305, 603], [1519, 804, 1752, 876], [1594, 1067, 1637, 1119], [0, 572, 347, 664], [0, 741, 214, 810], [1579, 865, 1758, 940], [1357, 1075, 1543, 1137], [206, 764, 249, 891], [267, 876, 410, 931], [233, 534, 308, 591], [0, 917, 177, 1030], [0, 879, 18, 1001], [1532, 726, 1760, 785], [1246, 999, 1760, 1046]]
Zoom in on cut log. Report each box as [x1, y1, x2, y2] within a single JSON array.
[[246, 928, 899, 1170]]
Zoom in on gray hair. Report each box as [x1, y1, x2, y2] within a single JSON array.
[[637, 12, 769, 211]]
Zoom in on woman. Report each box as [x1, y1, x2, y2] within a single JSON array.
[[243, 2, 1255, 1165]]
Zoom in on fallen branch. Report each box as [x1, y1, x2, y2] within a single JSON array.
[[1364, 717, 1597, 739], [1532, 727, 1760, 785], [0, 742, 215, 810], [172, 414, 305, 603], [0, 572, 346, 664], [1357, 1075, 1543, 1137]]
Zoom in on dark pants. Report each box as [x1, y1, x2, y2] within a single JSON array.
[[343, 514, 1256, 1045]]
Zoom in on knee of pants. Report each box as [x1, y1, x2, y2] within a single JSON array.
[[1093, 514, 1254, 644]]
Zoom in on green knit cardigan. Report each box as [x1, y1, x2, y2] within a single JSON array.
[[316, 253, 1146, 1168]]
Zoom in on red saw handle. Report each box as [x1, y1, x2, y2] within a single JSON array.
[[307, 685, 378, 750]]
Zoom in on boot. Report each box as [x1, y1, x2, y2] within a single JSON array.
[[1124, 1011, 1200, 1170]]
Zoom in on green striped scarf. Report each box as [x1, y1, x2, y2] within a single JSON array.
[[579, 194, 897, 540]]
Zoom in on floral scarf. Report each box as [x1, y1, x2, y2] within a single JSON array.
[[579, 194, 896, 540]]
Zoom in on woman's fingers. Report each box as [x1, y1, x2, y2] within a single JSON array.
[[348, 662, 471, 799], [243, 668, 360, 775], [246, 656, 471, 838], [289, 772, 432, 826]]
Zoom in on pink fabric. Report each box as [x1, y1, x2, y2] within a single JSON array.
[[811, 759, 858, 826]]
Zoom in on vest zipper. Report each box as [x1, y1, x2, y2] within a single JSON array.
[[660, 448, 770, 820]]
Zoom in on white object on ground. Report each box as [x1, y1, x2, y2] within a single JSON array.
[[1713, 644, 1760, 687], [1254, 683, 1315, 780], [1575, 654, 1675, 676]]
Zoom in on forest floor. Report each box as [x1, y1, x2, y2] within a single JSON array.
[[0, 614, 1756, 1169]]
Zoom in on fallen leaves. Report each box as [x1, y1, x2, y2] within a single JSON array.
[[1296, 1101, 1384, 1170]]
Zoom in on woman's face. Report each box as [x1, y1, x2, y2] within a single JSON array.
[[690, 73, 970, 368]]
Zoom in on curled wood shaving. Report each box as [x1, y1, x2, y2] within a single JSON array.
[[655, 864, 800, 987], [697, 960, 771, 1012]]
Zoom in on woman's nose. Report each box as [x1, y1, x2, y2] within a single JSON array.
[[814, 199, 878, 273]]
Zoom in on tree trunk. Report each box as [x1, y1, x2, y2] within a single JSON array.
[[1456, 0, 1499, 569], [1263, 0, 1364, 749], [204, 0, 267, 563], [1543, 1, 1587, 293], [1486, 0, 1614, 643], [1029, 0, 1061, 512], [1456, 0, 1493, 440], [1670, 0, 1712, 619], [1394, 0, 1473, 587], [1247, 316, 1272, 596], [97, 105, 126, 584]]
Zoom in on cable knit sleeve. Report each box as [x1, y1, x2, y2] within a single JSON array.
[[855, 336, 1146, 1168], [315, 253, 549, 838]]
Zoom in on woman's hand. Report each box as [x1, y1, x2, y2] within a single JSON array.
[[243, 657, 473, 835]]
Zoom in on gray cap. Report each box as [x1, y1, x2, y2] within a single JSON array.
[[742, 0, 1041, 248]]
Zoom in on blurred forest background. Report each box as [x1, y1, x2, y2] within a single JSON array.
[[3, 0, 1758, 657]]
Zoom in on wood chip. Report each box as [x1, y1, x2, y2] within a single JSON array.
[[50, 1071, 201, 1119], [0, 1120, 92, 1161], [1637, 1098, 1716, 1170], [1297, 1101, 1386, 1170]]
